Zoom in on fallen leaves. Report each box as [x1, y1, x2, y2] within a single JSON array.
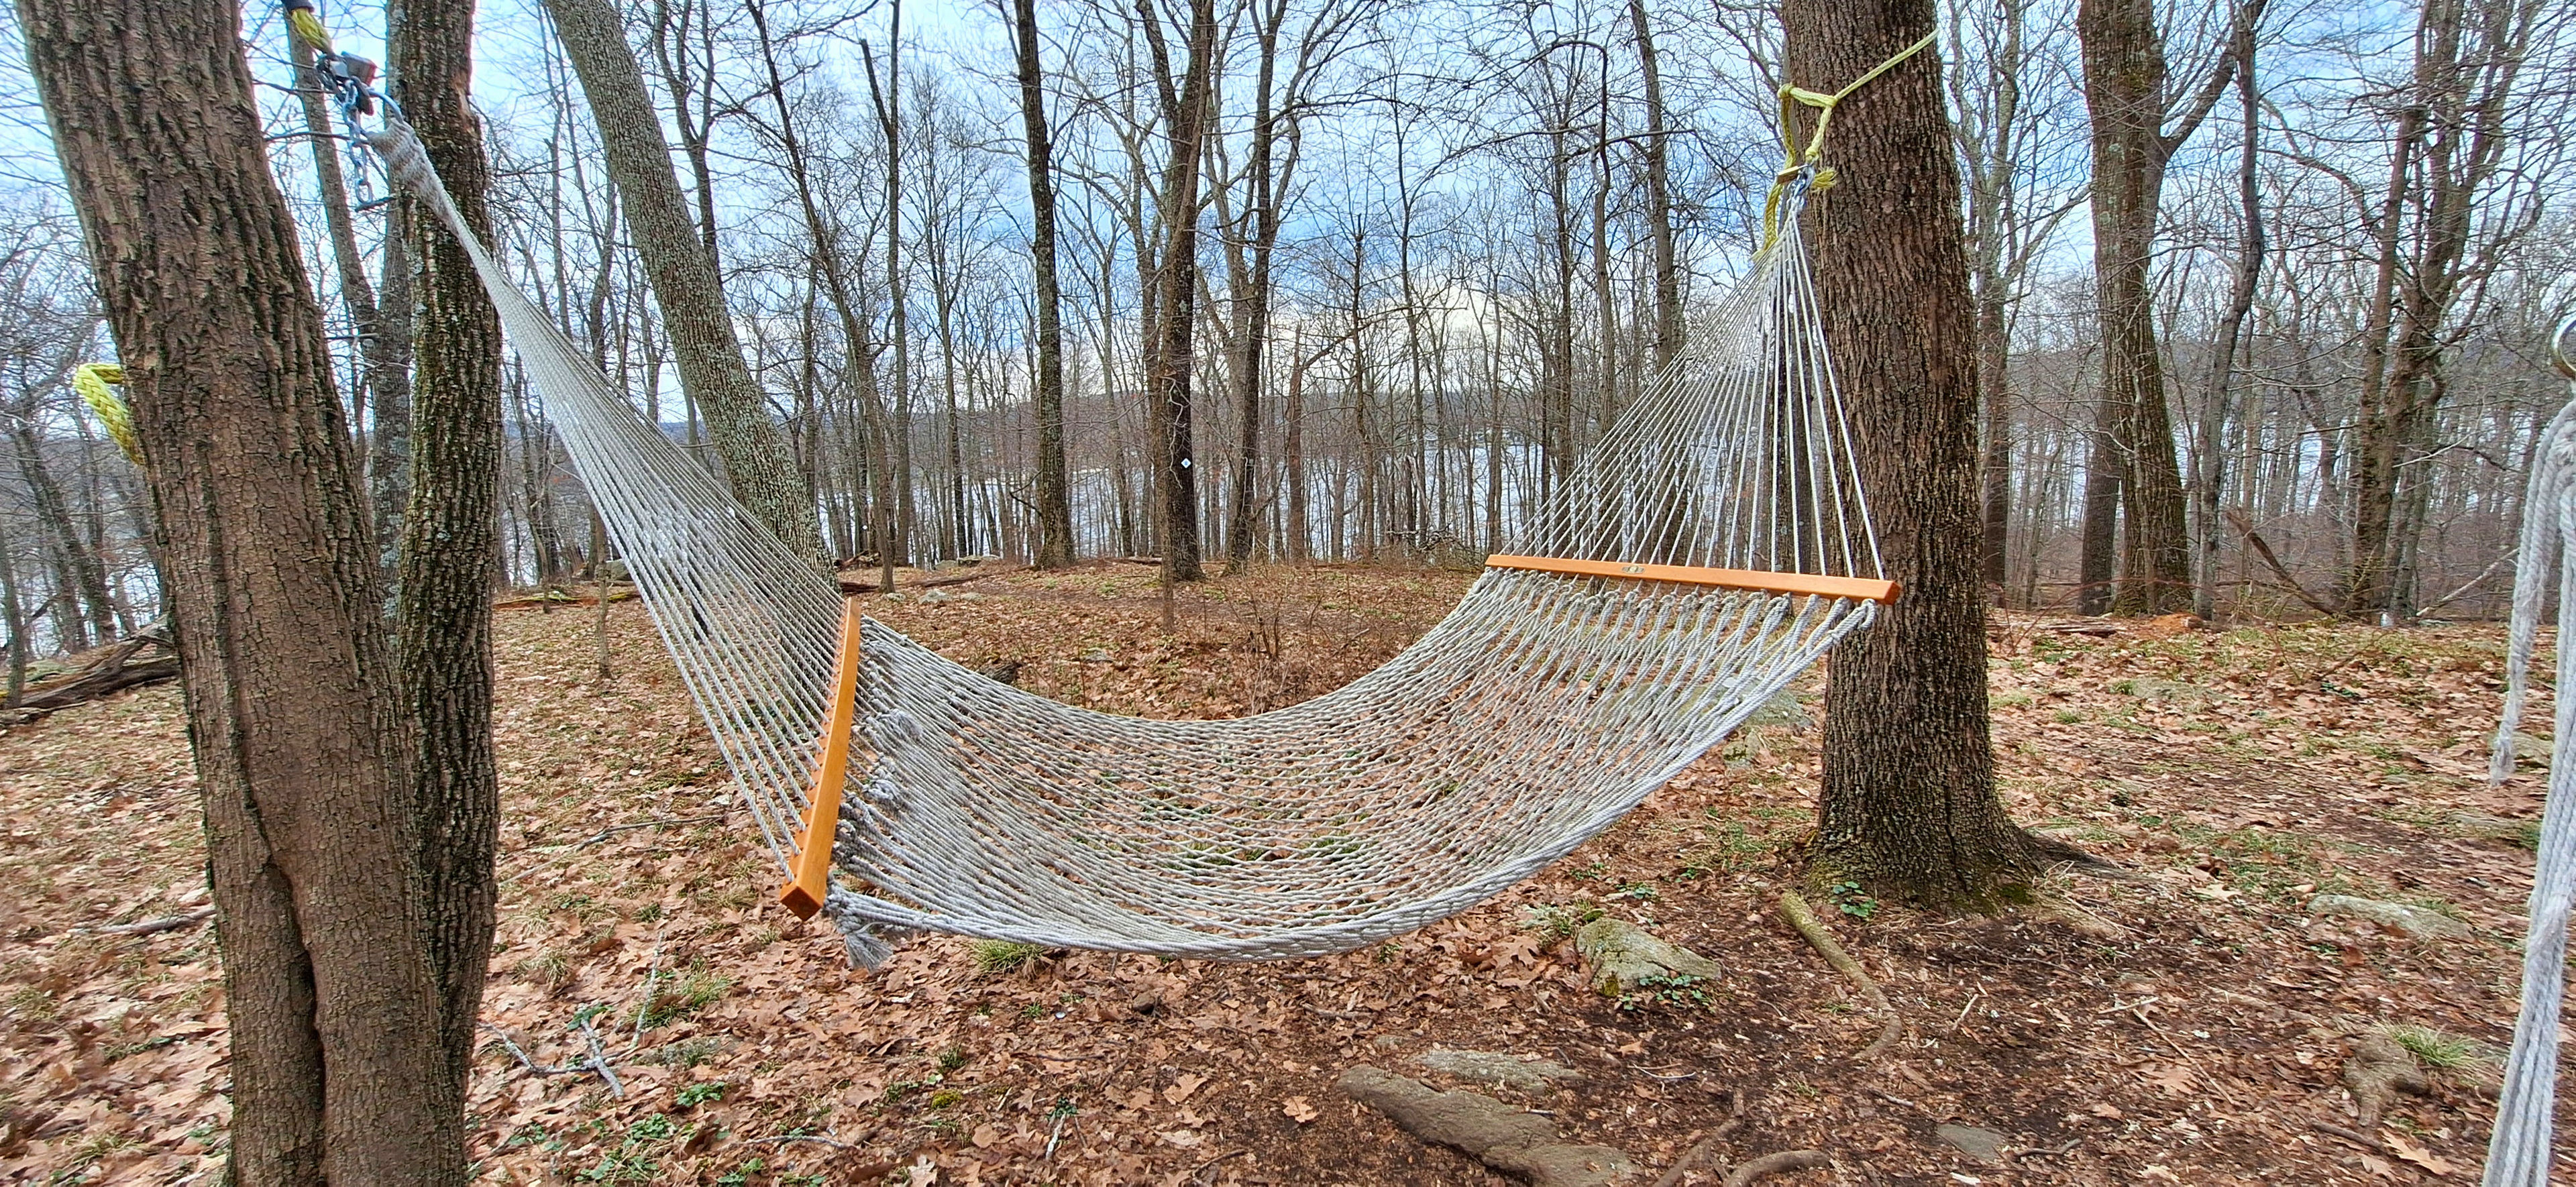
[[2387, 1133, 2458, 1176], [1163, 1072, 1208, 1105], [1281, 1096, 1319, 1124]]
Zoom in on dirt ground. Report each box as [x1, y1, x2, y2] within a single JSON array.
[[0, 559, 2563, 1184]]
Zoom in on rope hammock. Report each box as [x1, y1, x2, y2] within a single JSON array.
[[356, 71, 1899, 965], [2481, 313, 2576, 1187]]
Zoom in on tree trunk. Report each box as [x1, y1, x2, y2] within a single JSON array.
[[2074, 0, 2256, 614], [2074, 414, 2120, 613], [545, 0, 822, 564], [287, 33, 412, 581], [1224, 0, 1289, 571], [1009, 0, 1077, 569], [1138, 0, 1216, 583], [2192, 21, 2259, 622], [1784, 0, 2072, 907], [388, 0, 506, 1100], [21, 0, 464, 1180], [1627, 0, 1682, 374]]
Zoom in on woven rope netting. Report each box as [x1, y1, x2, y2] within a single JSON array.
[[370, 117, 1884, 962]]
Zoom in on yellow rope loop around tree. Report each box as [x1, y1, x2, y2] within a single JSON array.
[[1761, 30, 1939, 248], [284, 0, 333, 53], [72, 364, 141, 464]]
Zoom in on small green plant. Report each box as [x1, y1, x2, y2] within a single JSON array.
[[633, 902, 665, 923], [640, 962, 731, 1028], [927, 1088, 965, 1109], [970, 940, 1049, 974], [1617, 973, 1712, 1013], [649, 1036, 721, 1068], [938, 1045, 971, 1072], [1609, 881, 1660, 903], [1020, 1002, 1046, 1019], [1829, 881, 1878, 920], [576, 1115, 679, 1182], [676, 1080, 727, 1108], [2387, 1025, 2489, 1072], [518, 949, 574, 992], [1522, 902, 1605, 938], [714, 1159, 765, 1187]]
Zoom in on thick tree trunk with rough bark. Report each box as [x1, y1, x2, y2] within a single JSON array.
[[1010, 0, 1077, 568], [1139, 0, 1216, 583], [1784, 0, 2071, 907], [19, 0, 464, 1180], [390, 0, 505, 1100], [545, 0, 822, 565], [2077, 0, 2190, 614], [2074, 0, 2256, 614]]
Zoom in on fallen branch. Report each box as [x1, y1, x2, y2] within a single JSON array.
[[79, 905, 214, 936], [1778, 891, 1899, 1061], [2224, 510, 2339, 616], [2311, 1120, 2385, 1152], [10, 628, 180, 716], [838, 563, 1024, 596], [2035, 620, 2119, 637], [494, 587, 636, 612], [480, 1023, 578, 1077], [575, 1012, 624, 1098]]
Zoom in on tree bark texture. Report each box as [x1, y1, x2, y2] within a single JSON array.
[[1784, 0, 2061, 906], [18, 0, 464, 1180], [390, 0, 505, 1100], [2076, 0, 2193, 614], [545, 0, 824, 565], [1138, 0, 1216, 583], [1010, 0, 1077, 569]]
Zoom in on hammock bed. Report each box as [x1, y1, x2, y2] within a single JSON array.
[[364, 110, 1892, 964]]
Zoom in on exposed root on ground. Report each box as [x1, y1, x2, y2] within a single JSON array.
[[1650, 1088, 1743, 1187], [2342, 1031, 2428, 1129], [1335, 1064, 1632, 1186], [1723, 1150, 1831, 1185], [1778, 891, 1898, 1061]]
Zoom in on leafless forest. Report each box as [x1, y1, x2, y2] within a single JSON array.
[[0, 0, 2569, 668]]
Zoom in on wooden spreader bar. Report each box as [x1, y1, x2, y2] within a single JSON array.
[[1484, 554, 1901, 604], [778, 597, 865, 919]]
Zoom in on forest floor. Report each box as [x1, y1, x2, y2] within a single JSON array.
[[0, 559, 2563, 1186]]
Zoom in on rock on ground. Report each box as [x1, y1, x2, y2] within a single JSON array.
[[2306, 894, 2471, 939], [1573, 917, 1721, 995]]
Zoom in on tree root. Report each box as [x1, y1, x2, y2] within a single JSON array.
[[2341, 1031, 2426, 1129], [1650, 1089, 1743, 1187], [1336, 1065, 1631, 1186], [1778, 891, 1899, 1061], [1725, 1151, 1831, 1185]]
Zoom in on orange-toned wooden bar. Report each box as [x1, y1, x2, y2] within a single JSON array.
[[778, 598, 866, 919], [1484, 553, 1901, 604]]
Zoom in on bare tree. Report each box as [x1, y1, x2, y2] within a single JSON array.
[[546, 0, 824, 564]]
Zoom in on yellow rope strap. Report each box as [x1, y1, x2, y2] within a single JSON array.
[[1760, 30, 1939, 247], [72, 364, 140, 465], [284, 0, 333, 52]]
